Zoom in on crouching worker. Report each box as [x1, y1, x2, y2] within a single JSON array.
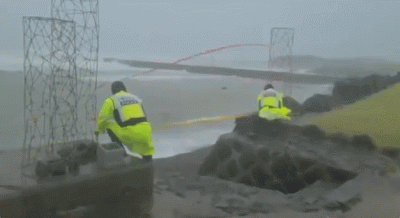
[[95, 81, 155, 161], [257, 84, 291, 120]]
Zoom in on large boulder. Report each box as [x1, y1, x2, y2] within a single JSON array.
[[391, 71, 400, 86], [283, 96, 305, 115], [297, 73, 400, 111], [233, 113, 303, 141], [232, 112, 259, 137], [199, 115, 388, 196], [332, 79, 361, 105], [303, 94, 333, 112], [332, 74, 397, 105]]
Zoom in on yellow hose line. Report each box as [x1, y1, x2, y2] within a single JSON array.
[[153, 113, 252, 130]]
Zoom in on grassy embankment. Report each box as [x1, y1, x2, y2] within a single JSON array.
[[307, 82, 400, 148]]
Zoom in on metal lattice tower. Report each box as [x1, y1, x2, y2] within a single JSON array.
[[268, 27, 294, 95], [51, 0, 99, 139], [21, 0, 99, 185], [268, 27, 294, 71], [22, 17, 77, 170]]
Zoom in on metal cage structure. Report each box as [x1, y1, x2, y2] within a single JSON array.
[[268, 27, 294, 95], [21, 0, 99, 186], [51, 0, 100, 141], [268, 27, 294, 72], [22, 17, 77, 173]]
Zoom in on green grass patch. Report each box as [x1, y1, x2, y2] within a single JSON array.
[[307, 83, 400, 148]]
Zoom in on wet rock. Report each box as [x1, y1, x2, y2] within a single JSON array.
[[173, 206, 229, 218], [249, 189, 289, 206], [214, 193, 248, 210], [332, 78, 368, 105], [206, 182, 235, 195], [195, 178, 235, 195], [351, 134, 377, 151], [324, 176, 366, 204], [289, 181, 340, 205], [238, 152, 257, 170], [325, 166, 357, 184], [323, 201, 351, 213], [198, 113, 387, 215], [257, 148, 270, 163], [168, 176, 186, 198], [198, 152, 219, 176], [232, 141, 243, 153], [199, 127, 374, 195], [381, 147, 400, 160], [237, 185, 260, 198], [303, 94, 333, 112], [154, 179, 169, 194], [271, 155, 297, 181], [332, 74, 395, 105], [236, 174, 256, 187], [304, 196, 318, 205], [250, 165, 274, 189], [283, 96, 305, 115], [185, 190, 202, 203], [329, 132, 350, 147], [216, 144, 232, 162], [302, 125, 326, 141], [293, 157, 316, 173], [303, 165, 328, 184], [388, 178, 400, 194], [233, 113, 258, 136], [251, 119, 287, 138], [225, 159, 240, 179]]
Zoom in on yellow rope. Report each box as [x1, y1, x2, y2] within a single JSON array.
[[153, 113, 252, 130]]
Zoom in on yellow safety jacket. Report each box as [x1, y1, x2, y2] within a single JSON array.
[[96, 91, 155, 156], [257, 90, 291, 120]]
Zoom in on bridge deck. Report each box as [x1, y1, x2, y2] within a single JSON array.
[[104, 58, 345, 85]]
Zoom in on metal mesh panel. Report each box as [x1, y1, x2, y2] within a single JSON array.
[[268, 27, 295, 95], [21, 0, 99, 185], [51, 0, 99, 140], [268, 27, 294, 71], [22, 17, 77, 167]]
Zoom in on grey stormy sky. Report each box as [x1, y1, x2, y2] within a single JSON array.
[[1, 0, 400, 63]]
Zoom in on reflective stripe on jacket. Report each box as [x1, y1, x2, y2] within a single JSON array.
[[95, 91, 155, 156], [111, 91, 147, 127], [257, 89, 283, 110], [257, 89, 291, 120]]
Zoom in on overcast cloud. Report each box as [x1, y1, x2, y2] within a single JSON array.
[[1, 0, 400, 65]]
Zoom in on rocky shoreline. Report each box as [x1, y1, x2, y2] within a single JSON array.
[[302, 72, 400, 113], [151, 114, 400, 218]]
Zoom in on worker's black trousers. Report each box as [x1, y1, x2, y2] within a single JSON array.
[[106, 129, 152, 162]]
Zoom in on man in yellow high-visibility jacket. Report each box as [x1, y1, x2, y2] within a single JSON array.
[[257, 84, 291, 120], [95, 81, 155, 161]]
